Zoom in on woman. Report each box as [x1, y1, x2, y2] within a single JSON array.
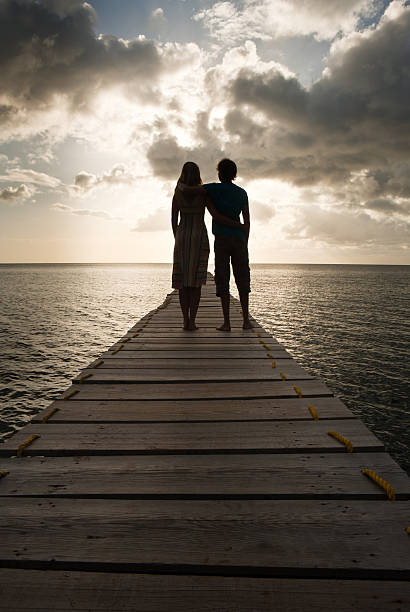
[[172, 161, 243, 330]]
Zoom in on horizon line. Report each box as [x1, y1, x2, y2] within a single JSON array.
[[0, 262, 409, 267]]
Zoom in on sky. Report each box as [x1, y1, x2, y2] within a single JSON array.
[[0, 0, 409, 264]]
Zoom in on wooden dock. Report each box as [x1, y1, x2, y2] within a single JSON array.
[[1, 275, 410, 611]]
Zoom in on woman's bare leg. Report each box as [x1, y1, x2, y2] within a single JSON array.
[[188, 287, 201, 330], [179, 287, 190, 330]]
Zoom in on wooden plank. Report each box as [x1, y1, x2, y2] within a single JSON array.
[[1, 571, 409, 612], [116, 329, 283, 348], [1, 453, 408, 499], [89, 358, 294, 369], [53, 380, 333, 400], [101, 349, 293, 359], [134, 329, 271, 337], [106, 343, 281, 352], [33, 396, 355, 423], [0, 420, 384, 455], [72, 365, 313, 383], [1, 499, 409, 578]]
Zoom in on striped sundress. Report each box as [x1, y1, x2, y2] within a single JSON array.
[[172, 195, 210, 289]]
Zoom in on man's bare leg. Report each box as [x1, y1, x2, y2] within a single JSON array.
[[217, 292, 231, 331], [179, 287, 190, 330], [239, 291, 252, 329], [188, 287, 201, 330]]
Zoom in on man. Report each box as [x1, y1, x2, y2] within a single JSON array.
[[179, 158, 251, 330]]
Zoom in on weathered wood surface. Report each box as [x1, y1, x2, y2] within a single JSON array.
[[1, 498, 410, 578], [33, 397, 354, 423], [1, 453, 408, 499], [59, 380, 332, 400], [102, 348, 292, 358], [0, 420, 384, 456], [111, 337, 279, 346], [73, 365, 313, 383], [90, 358, 295, 368], [105, 344, 284, 353], [130, 329, 272, 337], [1, 570, 409, 612]]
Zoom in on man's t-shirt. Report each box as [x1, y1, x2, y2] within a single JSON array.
[[203, 182, 248, 238]]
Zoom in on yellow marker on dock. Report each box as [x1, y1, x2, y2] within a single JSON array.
[[257, 332, 262, 338], [92, 359, 104, 369], [266, 353, 273, 358], [17, 434, 40, 457], [362, 469, 396, 501], [327, 430, 353, 453], [308, 405, 319, 420], [111, 344, 124, 354], [42, 407, 59, 424], [0, 470, 9, 478], [406, 527, 410, 535], [79, 372, 92, 383], [63, 389, 79, 400], [280, 372, 287, 380], [294, 386, 303, 398], [272, 361, 276, 368]]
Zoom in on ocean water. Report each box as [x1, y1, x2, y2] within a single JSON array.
[[0, 263, 409, 474]]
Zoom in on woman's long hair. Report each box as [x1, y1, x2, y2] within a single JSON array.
[[177, 162, 202, 186]]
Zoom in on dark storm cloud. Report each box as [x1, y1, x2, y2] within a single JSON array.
[[365, 198, 410, 215], [0, 0, 162, 112], [147, 134, 224, 182], [227, 6, 410, 197]]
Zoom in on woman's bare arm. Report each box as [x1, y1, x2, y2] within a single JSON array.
[[171, 194, 179, 237]]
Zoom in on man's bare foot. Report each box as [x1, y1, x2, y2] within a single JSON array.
[[188, 322, 199, 331], [183, 321, 190, 330], [243, 319, 253, 330], [217, 323, 231, 332]]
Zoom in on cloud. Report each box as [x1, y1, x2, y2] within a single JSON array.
[[51, 202, 122, 220], [147, 134, 224, 181], [0, 0, 201, 142], [194, 0, 373, 44], [223, 4, 410, 196], [132, 207, 170, 232], [0, 184, 32, 201], [72, 164, 142, 193], [285, 204, 410, 247], [148, 7, 167, 34], [365, 198, 410, 216], [0, 168, 62, 187], [252, 200, 276, 221]]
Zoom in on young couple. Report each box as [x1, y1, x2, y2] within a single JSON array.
[[172, 158, 251, 332]]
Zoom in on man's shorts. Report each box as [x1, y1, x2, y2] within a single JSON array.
[[214, 234, 250, 297]]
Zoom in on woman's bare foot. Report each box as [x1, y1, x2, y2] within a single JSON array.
[[243, 319, 253, 329], [217, 323, 231, 332]]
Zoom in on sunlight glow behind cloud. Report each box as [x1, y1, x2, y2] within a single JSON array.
[[0, 0, 409, 263]]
